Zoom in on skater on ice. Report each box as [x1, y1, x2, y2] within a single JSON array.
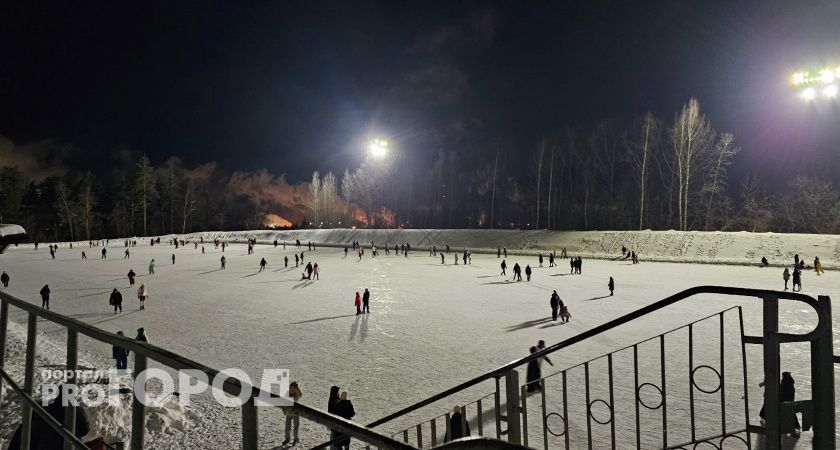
[[1, 271, 9, 288], [113, 331, 129, 370], [109, 288, 122, 314], [259, 257, 267, 272], [608, 277, 615, 296], [281, 381, 303, 445], [783, 268, 790, 290], [40, 284, 50, 309], [137, 284, 148, 310], [127, 269, 136, 286], [149, 259, 156, 274]]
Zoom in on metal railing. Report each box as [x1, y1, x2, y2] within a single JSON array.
[[322, 286, 834, 450], [0, 290, 416, 450]]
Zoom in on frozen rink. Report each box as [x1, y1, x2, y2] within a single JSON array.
[[0, 241, 837, 448]]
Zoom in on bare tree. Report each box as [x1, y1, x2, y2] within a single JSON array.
[[182, 178, 199, 233], [532, 141, 545, 228], [626, 113, 662, 230], [671, 98, 715, 230], [309, 171, 321, 227], [55, 180, 76, 241], [702, 133, 739, 230], [134, 154, 157, 236], [77, 172, 97, 240]]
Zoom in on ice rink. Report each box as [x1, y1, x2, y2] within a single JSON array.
[[0, 241, 837, 448]]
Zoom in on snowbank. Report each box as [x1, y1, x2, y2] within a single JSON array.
[[160, 229, 840, 268]]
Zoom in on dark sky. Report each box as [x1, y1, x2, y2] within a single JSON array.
[[1, 1, 839, 182]]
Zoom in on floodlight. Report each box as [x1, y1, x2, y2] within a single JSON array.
[[823, 85, 838, 98], [801, 87, 816, 100]]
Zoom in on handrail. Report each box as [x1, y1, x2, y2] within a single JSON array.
[[0, 291, 416, 450], [364, 286, 827, 429], [0, 367, 89, 450]]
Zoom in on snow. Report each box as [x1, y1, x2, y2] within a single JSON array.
[[0, 225, 25, 239], [1, 230, 838, 448]]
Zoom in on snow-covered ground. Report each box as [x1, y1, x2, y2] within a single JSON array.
[[0, 233, 838, 449]]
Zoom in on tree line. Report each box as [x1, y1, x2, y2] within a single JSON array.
[[2, 98, 839, 241]]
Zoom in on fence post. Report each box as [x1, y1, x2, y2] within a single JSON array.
[[505, 369, 521, 444], [242, 396, 259, 450], [762, 294, 781, 450], [131, 353, 147, 450], [811, 296, 835, 450], [0, 300, 7, 406], [64, 329, 78, 450], [21, 312, 37, 450]]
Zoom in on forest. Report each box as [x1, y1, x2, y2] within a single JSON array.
[[1, 98, 838, 242]]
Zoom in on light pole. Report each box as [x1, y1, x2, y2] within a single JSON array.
[[367, 139, 389, 228]]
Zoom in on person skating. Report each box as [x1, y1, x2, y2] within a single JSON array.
[[362, 288, 370, 313], [440, 253, 445, 264], [570, 258, 574, 274], [500, 260, 507, 276], [101, 248, 107, 259], [124, 248, 130, 259], [794, 253, 799, 268], [537, 340, 554, 367], [333, 392, 356, 449], [109, 288, 122, 314], [295, 254, 300, 267], [783, 268, 790, 290], [171, 253, 176, 264], [135, 327, 149, 342], [113, 331, 129, 370], [354, 292, 362, 315], [201, 246, 205, 254], [148, 259, 156, 274], [127, 269, 136, 286], [550, 290, 561, 321], [446, 406, 471, 442], [538, 254, 543, 267], [497, 246, 501, 258], [503, 247, 507, 258], [137, 284, 148, 310], [548, 253, 554, 268], [608, 277, 615, 296], [259, 257, 267, 272], [792, 267, 802, 292], [761, 256, 769, 267], [462, 251, 467, 265], [40, 284, 51, 309], [281, 381, 303, 445], [525, 346, 541, 393], [313, 263, 320, 280], [0, 271, 9, 288], [305, 262, 313, 279], [221, 255, 226, 269], [525, 264, 532, 281], [513, 263, 522, 281], [81, 251, 87, 259], [814, 257, 823, 275], [758, 372, 801, 437]]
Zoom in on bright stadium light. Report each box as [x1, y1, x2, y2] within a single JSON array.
[[792, 72, 808, 85], [368, 138, 388, 158], [801, 87, 816, 101], [824, 85, 838, 98], [819, 68, 835, 84]]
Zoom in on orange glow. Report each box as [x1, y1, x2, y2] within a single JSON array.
[[264, 213, 292, 228]]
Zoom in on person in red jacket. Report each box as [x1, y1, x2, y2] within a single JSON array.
[[354, 292, 362, 315]]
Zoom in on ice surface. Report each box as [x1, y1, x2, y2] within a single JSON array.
[[0, 231, 837, 448]]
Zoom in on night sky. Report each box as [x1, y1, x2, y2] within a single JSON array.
[[2, 1, 839, 182]]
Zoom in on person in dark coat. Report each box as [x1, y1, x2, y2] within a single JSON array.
[[1, 271, 9, 288], [550, 290, 562, 321], [327, 386, 341, 448], [109, 288, 123, 314], [135, 327, 148, 342], [259, 258, 267, 272], [500, 260, 507, 276], [526, 346, 541, 393], [113, 331, 129, 370], [792, 268, 802, 292], [333, 391, 356, 449], [101, 247, 107, 259], [780, 372, 801, 435], [538, 254, 543, 267], [127, 269, 136, 286], [447, 406, 471, 442], [6, 386, 90, 450], [362, 288, 370, 314], [608, 277, 615, 296], [513, 263, 522, 281], [525, 265, 532, 281], [40, 284, 50, 309]]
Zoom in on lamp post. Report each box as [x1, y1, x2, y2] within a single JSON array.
[[367, 139, 389, 227]]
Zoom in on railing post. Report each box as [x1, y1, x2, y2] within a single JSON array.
[[64, 329, 78, 450], [241, 397, 258, 450], [811, 295, 835, 450], [21, 312, 37, 450], [762, 294, 781, 450], [0, 300, 8, 406], [131, 353, 147, 450], [504, 369, 521, 444]]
